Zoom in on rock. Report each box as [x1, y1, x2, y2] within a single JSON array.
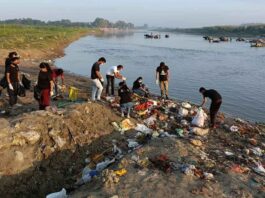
[[190, 139, 203, 147], [19, 131, 41, 145], [15, 151, 24, 162], [192, 127, 209, 136]]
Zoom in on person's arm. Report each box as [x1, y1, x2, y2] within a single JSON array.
[[96, 71, 103, 81], [61, 75, 65, 85], [50, 80, 54, 95], [156, 71, 159, 84], [6, 68, 14, 90], [167, 70, 170, 81], [200, 97, 207, 107], [114, 72, 123, 79]]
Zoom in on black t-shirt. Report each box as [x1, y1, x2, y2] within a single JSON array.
[[133, 80, 142, 90], [91, 62, 100, 79], [5, 58, 11, 74], [6, 64, 19, 83], [156, 65, 169, 81], [37, 71, 52, 90], [203, 89, 222, 103], [118, 85, 132, 104]]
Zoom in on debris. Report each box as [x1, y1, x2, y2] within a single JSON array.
[[114, 169, 127, 176], [149, 154, 172, 173], [252, 163, 265, 176], [96, 158, 115, 172], [178, 107, 189, 117], [192, 127, 209, 136], [181, 102, 192, 109], [190, 139, 203, 147], [181, 164, 196, 176], [102, 169, 120, 186], [230, 164, 250, 174], [46, 188, 67, 198], [191, 108, 207, 127], [203, 172, 214, 180], [120, 119, 135, 131], [250, 147, 263, 157], [230, 125, 239, 132], [135, 124, 152, 134]]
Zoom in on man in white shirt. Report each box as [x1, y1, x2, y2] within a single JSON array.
[[106, 65, 126, 96]]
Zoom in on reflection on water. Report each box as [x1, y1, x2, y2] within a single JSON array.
[[55, 31, 265, 122]]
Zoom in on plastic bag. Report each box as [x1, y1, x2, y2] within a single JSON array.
[[22, 74, 31, 90], [191, 108, 207, 127], [34, 85, 41, 101], [178, 107, 189, 117], [46, 188, 67, 198], [18, 85, 26, 97]]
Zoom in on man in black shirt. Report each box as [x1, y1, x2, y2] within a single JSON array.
[[6, 56, 22, 106], [118, 81, 133, 118], [156, 62, 169, 99], [199, 87, 222, 128], [91, 57, 106, 101]]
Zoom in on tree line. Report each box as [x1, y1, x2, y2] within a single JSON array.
[[0, 18, 134, 29], [160, 24, 265, 37]]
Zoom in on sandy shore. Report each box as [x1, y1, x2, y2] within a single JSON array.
[[0, 33, 264, 198]]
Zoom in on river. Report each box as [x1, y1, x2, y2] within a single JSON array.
[[55, 31, 265, 122]]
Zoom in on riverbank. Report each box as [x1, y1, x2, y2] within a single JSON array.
[[0, 30, 264, 198]]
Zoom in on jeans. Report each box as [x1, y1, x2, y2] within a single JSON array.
[[159, 80, 169, 97], [7, 82, 18, 106], [92, 79, 103, 101], [210, 100, 222, 126], [106, 75, 115, 95], [120, 102, 134, 115]]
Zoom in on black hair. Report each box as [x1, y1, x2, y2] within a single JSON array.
[[137, 77, 143, 81], [160, 62, 165, 67], [10, 56, 20, 62], [199, 87, 206, 92], [98, 57, 106, 63], [119, 81, 126, 87], [117, 65, 123, 69], [39, 62, 52, 73], [56, 68, 64, 75], [8, 52, 18, 58]]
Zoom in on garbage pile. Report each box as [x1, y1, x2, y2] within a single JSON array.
[[59, 94, 264, 197]]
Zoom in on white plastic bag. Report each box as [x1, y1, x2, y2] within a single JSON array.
[[178, 107, 189, 117], [46, 188, 67, 198], [192, 108, 207, 127]]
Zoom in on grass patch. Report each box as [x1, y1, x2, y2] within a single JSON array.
[[0, 24, 100, 49]]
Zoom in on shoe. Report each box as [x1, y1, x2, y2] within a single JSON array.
[[121, 113, 124, 117], [127, 115, 131, 118]]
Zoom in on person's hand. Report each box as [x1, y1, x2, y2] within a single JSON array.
[[156, 79, 159, 85], [122, 77, 126, 81], [100, 78, 104, 82], [8, 83, 14, 90], [19, 81, 24, 87], [50, 90, 54, 96]]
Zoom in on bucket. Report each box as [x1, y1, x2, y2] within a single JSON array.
[[69, 86, 79, 101]]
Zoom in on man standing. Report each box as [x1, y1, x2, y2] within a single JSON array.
[[91, 57, 106, 101], [199, 87, 222, 128], [156, 62, 169, 99], [106, 65, 126, 96]]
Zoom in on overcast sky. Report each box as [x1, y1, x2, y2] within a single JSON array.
[[0, 0, 264, 27]]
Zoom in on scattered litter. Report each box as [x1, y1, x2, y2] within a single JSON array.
[[181, 164, 196, 176], [46, 188, 67, 198], [230, 164, 250, 174], [252, 163, 265, 176], [96, 158, 115, 172], [114, 169, 127, 176], [178, 107, 189, 117], [190, 139, 203, 147], [181, 102, 192, 109], [192, 127, 209, 136], [230, 125, 239, 132], [250, 147, 263, 157], [135, 124, 152, 134], [203, 172, 214, 180], [191, 108, 207, 127]]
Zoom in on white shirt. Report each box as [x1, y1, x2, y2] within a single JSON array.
[[106, 66, 119, 76]]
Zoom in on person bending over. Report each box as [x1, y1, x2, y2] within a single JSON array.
[[91, 57, 106, 101], [106, 65, 126, 96], [199, 87, 222, 128], [132, 77, 149, 97], [52, 68, 65, 96], [118, 81, 133, 118]]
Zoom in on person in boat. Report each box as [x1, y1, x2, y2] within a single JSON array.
[[199, 87, 222, 129], [132, 77, 149, 97]]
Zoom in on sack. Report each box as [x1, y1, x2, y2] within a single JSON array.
[[178, 107, 189, 117], [22, 75, 31, 90], [18, 85, 26, 97], [0, 76, 8, 88], [192, 108, 207, 127], [34, 86, 41, 101]]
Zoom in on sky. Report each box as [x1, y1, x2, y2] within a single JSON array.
[[0, 0, 264, 28]]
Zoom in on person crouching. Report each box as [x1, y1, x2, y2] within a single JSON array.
[[37, 63, 54, 110], [118, 81, 133, 118]]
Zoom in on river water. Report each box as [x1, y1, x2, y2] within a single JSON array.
[[55, 31, 265, 122]]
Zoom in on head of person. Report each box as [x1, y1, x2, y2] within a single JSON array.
[[98, 57, 106, 65], [137, 77, 143, 83], [8, 51, 19, 59], [119, 81, 126, 88], [160, 62, 166, 67], [117, 65, 124, 71], [10, 56, 20, 65], [39, 62, 51, 72], [56, 68, 64, 75], [199, 87, 206, 94]]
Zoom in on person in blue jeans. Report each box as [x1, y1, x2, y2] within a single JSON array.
[[118, 81, 133, 118]]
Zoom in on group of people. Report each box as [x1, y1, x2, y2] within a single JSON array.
[[0, 53, 222, 129], [0, 52, 65, 110], [90, 57, 222, 128]]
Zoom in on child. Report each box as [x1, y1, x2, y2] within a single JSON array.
[[118, 81, 133, 118]]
